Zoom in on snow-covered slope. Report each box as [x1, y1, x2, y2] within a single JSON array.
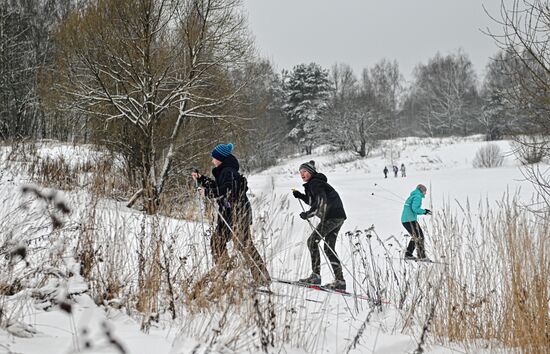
[[0, 136, 542, 354]]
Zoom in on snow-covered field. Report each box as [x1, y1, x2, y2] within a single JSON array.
[[0, 136, 544, 353]]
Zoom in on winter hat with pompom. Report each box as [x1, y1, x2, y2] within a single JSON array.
[[211, 143, 234, 161], [299, 160, 317, 175]]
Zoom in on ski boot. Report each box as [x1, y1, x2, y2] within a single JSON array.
[[324, 279, 346, 291], [298, 273, 321, 285]]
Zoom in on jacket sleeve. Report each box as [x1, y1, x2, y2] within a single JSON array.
[[216, 169, 237, 199], [197, 175, 218, 198], [296, 191, 307, 202], [411, 194, 426, 216], [305, 181, 328, 218]]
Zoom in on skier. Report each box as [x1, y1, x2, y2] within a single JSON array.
[[401, 184, 432, 260], [292, 161, 347, 290], [393, 165, 399, 178], [192, 143, 270, 286], [383, 166, 389, 178], [400, 163, 406, 177]]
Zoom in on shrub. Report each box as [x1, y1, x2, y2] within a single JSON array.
[[472, 144, 504, 168], [512, 136, 549, 165]]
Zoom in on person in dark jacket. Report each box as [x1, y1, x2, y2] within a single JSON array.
[[292, 161, 347, 290], [383, 166, 389, 178], [393, 165, 399, 178], [192, 143, 270, 286], [401, 184, 432, 260]]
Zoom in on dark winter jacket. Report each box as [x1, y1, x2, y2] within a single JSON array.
[[296, 173, 346, 220], [197, 154, 252, 225]]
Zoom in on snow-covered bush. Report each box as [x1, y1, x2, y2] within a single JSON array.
[[472, 143, 504, 168], [512, 135, 549, 165]]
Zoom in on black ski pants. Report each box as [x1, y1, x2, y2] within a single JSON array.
[[402, 221, 426, 258], [307, 218, 345, 281]]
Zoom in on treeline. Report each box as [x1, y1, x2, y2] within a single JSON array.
[[1, 0, 549, 211]]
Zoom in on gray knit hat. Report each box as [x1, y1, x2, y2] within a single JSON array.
[[299, 160, 317, 175]]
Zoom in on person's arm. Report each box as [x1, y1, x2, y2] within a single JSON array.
[[213, 168, 239, 201], [292, 189, 307, 201], [411, 194, 426, 216], [196, 174, 218, 198], [304, 182, 327, 218]]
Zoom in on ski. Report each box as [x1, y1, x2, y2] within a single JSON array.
[[402, 257, 448, 265], [272, 278, 371, 301], [255, 288, 324, 303]]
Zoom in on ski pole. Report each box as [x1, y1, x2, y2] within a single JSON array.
[[373, 183, 405, 202], [296, 199, 336, 279], [369, 192, 403, 205], [296, 198, 370, 295], [193, 169, 210, 269]]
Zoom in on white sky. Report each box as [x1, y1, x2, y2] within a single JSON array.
[[242, 0, 508, 83]]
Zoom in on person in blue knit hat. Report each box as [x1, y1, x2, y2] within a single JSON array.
[[192, 143, 270, 286]]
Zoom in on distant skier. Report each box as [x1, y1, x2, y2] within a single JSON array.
[[383, 166, 388, 178], [192, 143, 270, 286], [292, 161, 347, 290], [400, 163, 406, 177], [401, 184, 432, 260], [393, 165, 399, 178]]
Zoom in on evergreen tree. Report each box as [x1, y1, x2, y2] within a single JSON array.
[[282, 62, 331, 154]]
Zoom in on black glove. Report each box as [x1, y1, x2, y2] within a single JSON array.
[[299, 211, 309, 220], [292, 190, 304, 199], [424, 209, 432, 215]]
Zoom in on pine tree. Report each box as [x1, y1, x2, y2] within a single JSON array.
[[282, 63, 331, 154]]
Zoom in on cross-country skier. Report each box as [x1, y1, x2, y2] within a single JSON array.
[[393, 165, 399, 178], [383, 166, 389, 178], [192, 143, 270, 286], [400, 163, 406, 177], [401, 184, 432, 260], [292, 161, 347, 290]]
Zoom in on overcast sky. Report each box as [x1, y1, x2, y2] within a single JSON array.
[[241, 0, 507, 83]]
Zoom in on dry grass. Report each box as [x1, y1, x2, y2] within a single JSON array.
[[2, 140, 549, 353], [422, 195, 550, 353]]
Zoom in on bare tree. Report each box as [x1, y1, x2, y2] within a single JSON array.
[[486, 0, 550, 209], [54, 0, 253, 213], [409, 51, 480, 136], [325, 64, 383, 157], [0, 3, 39, 139], [368, 59, 402, 138]]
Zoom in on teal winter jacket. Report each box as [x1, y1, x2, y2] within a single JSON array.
[[401, 188, 426, 223]]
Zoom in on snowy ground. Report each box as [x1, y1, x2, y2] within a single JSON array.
[[0, 136, 541, 353]]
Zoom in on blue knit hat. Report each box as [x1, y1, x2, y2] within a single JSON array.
[[211, 143, 234, 161]]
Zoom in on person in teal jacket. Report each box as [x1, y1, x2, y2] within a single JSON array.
[[401, 184, 432, 260]]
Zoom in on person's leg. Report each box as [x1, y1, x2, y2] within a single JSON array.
[[211, 221, 231, 265], [307, 225, 322, 276], [234, 216, 271, 285], [402, 222, 416, 257], [322, 219, 345, 281], [411, 221, 426, 258]]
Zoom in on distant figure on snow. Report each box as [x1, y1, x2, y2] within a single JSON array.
[[401, 184, 432, 260], [292, 160, 347, 291], [383, 166, 389, 178], [400, 163, 406, 177], [393, 165, 399, 178]]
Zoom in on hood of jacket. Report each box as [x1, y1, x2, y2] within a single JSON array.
[[212, 154, 239, 178], [410, 188, 425, 199], [304, 173, 328, 186]]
